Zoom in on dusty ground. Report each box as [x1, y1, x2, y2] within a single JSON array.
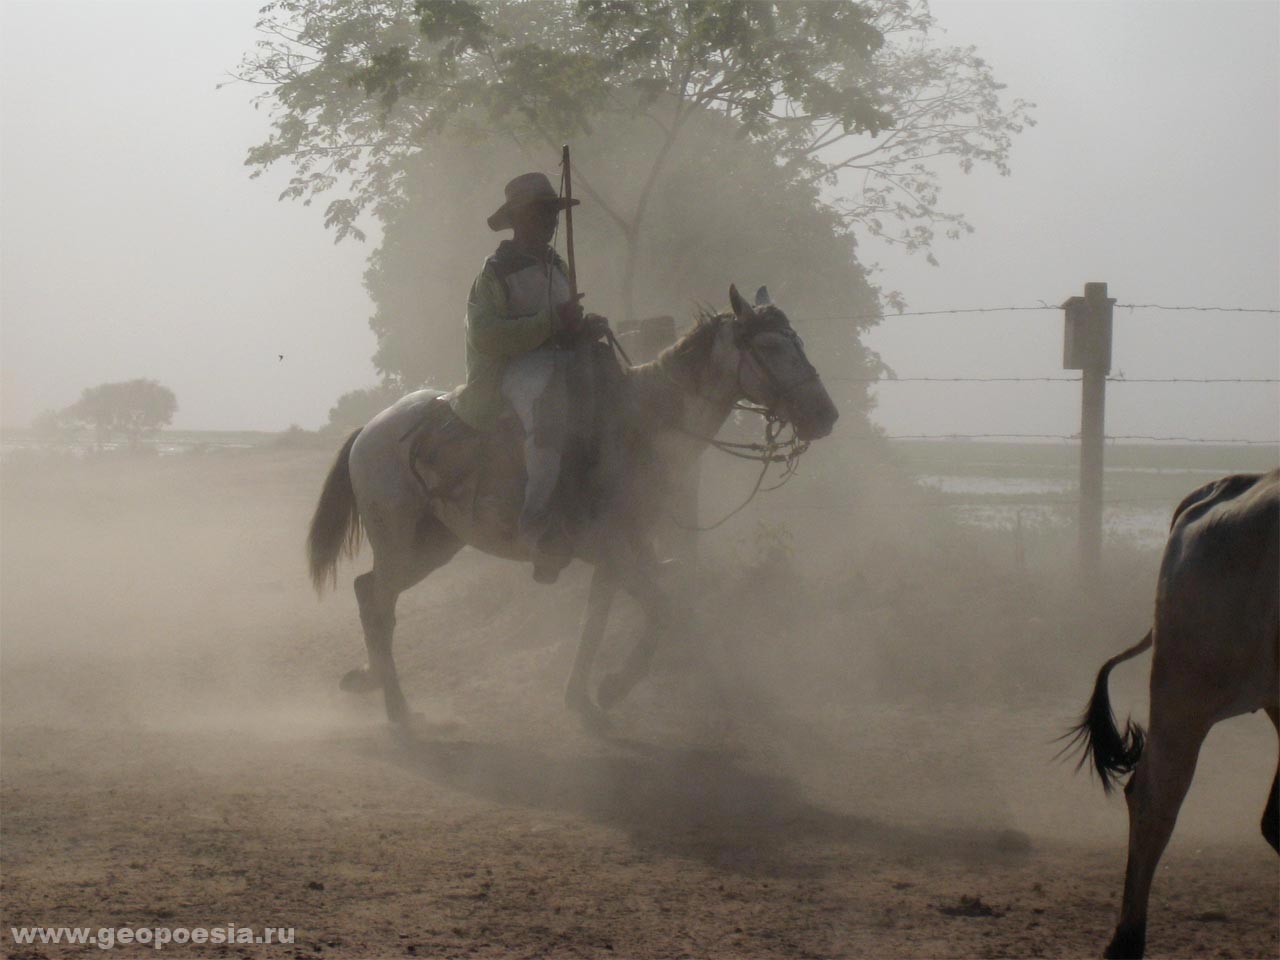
[[2, 447, 1276, 959]]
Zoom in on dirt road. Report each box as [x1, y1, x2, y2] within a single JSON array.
[[3, 448, 1276, 958]]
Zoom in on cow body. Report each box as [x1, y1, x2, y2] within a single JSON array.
[[1071, 469, 1279, 959]]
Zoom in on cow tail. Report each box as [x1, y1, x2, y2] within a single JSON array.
[[1063, 630, 1153, 793]]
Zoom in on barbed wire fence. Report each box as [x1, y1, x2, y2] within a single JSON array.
[[795, 302, 1280, 324], [802, 299, 1279, 446], [705, 298, 1280, 556]]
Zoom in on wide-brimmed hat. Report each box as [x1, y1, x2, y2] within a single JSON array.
[[487, 172, 579, 231]]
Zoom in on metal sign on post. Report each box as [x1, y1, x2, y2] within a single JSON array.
[[1062, 282, 1115, 581]]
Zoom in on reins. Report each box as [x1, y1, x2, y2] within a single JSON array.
[[672, 412, 809, 531], [659, 321, 813, 531]]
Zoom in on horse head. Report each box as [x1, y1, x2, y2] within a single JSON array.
[[723, 284, 838, 441]]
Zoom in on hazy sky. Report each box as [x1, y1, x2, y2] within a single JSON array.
[[2, 0, 1278, 441]]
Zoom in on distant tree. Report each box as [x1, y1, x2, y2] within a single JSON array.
[[30, 408, 73, 438], [324, 383, 402, 432], [66, 379, 177, 451]]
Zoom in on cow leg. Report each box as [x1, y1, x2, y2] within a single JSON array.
[[1264, 707, 1279, 853], [564, 563, 618, 731], [1105, 714, 1209, 960]]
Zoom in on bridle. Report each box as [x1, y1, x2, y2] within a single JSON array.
[[671, 314, 822, 531], [732, 317, 822, 416]]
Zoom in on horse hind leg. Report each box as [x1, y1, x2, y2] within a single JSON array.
[[343, 516, 462, 724], [343, 568, 415, 722]]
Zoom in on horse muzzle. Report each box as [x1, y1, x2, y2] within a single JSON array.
[[787, 383, 839, 441]]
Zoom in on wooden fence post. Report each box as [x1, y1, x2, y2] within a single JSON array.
[[1063, 282, 1114, 580]]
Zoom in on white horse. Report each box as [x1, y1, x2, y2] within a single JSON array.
[[1069, 468, 1279, 958], [307, 285, 837, 730]]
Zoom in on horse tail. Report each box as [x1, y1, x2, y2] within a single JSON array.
[[307, 428, 363, 595], [1063, 630, 1153, 793]]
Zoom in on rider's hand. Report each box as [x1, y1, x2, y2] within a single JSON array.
[[582, 314, 611, 341], [555, 294, 586, 335]]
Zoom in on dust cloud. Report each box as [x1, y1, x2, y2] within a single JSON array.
[[3, 441, 1276, 956], [2, 0, 1276, 954]]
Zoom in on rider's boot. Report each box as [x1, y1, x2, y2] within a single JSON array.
[[531, 518, 574, 584]]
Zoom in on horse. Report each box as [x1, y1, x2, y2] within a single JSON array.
[[307, 284, 838, 730], [1067, 468, 1279, 959]]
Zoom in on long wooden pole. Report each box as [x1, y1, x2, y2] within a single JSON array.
[[561, 144, 578, 300]]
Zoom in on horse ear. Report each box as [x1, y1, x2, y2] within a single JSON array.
[[729, 284, 755, 320], [754, 285, 772, 306]]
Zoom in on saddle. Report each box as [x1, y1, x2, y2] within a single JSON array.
[[404, 345, 627, 552], [402, 392, 526, 544]]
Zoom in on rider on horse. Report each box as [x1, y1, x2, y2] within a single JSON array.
[[449, 172, 610, 583]]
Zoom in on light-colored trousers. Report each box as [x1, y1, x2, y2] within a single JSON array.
[[500, 347, 570, 543]]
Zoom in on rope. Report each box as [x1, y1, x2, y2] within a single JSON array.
[[672, 414, 810, 531]]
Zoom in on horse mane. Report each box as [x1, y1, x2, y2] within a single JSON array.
[[643, 303, 794, 384], [648, 309, 725, 386]]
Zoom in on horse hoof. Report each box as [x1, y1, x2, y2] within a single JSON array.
[[1103, 926, 1145, 960], [388, 709, 427, 735], [596, 673, 629, 711], [385, 694, 413, 726], [566, 692, 612, 734], [339, 668, 380, 693]]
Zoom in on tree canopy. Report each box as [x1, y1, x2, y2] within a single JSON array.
[[363, 108, 885, 392], [241, 0, 1032, 269], [65, 379, 178, 450], [324, 382, 403, 432], [237, 0, 1032, 425]]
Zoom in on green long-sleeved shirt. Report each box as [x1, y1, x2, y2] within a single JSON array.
[[450, 243, 572, 431]]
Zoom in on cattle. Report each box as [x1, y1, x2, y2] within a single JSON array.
[[1069, 469, 1279, 959]]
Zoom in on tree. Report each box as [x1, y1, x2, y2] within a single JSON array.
[[362, 108, 885, 392], [237, 0, 1030, 430], [30, 408, 73, 438], [324, 382, 403, 432], [65, 379, 177, 451], [239, 0, 1032, 295]]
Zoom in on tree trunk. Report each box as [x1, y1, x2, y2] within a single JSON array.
[[619, 228, 640, 325]]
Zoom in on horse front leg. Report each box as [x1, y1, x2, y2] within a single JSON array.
[[596, 550, 683, 711], [564, 563, 618, 731]]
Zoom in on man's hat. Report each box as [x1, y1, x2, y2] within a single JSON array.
[[487, 172, 579, 231]]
